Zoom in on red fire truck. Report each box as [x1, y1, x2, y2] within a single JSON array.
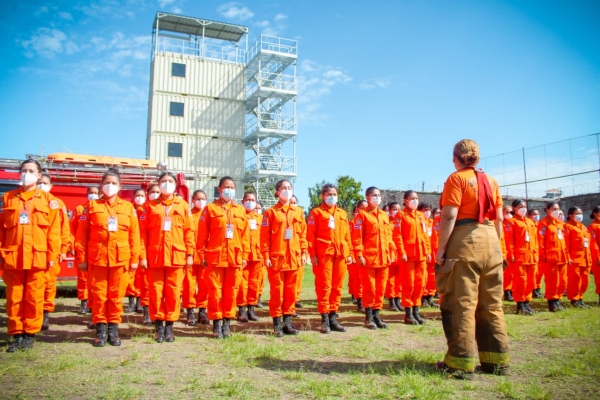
[[0, 153, 197, 281]]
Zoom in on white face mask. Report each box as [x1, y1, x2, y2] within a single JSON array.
[[243, 201, 256, 211], [368, 196, 381, 207], [325, 195, 338, 207], [279, 189, 293, 201], [532, 215, 540, 222], [517, 208, 527, 217], [103, 183, 119, 197], [558, 214, 565, 222], [160, 181, 176, 195], [88, 193, 99, 201], [550, 210, 560, 219], [256, 208, 263, 215], [134, 195, 145, 206], [390, 210, 398, 217], [194, 199, 207, 209], [423, 210, 431, 219], [407, 199, 418, 210], [149, 192, 160, 201], [37, 183, 51, 193], [575, 215, 583, 223], [221, 188, 235, 201], [504, 213, 512, 220], [21, 172, 38, 186]]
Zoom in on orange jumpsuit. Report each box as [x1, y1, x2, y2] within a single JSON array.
[[588, 221, 600, 296], [564, 220, 592, 301], [44, 195, 72, 313], [531, 220, 543, 290], [71, 203, 91, 301], [538, 216, 568, 301], [237, 211, 263, 307], [197, 199, 249, 320], [505, 215, 538, 302], [132, 204, 149, 306], [394, 208, 431, 308], [347, 219, 362, 298], [307, 204, 352, 315], [75, 197, 140, 324], [351, 208, 395, 311], [260, 203, 307, 318], [0, 187, 60, 335], [426, 215, 441, 297], [502, 219, 514, 292], [182, 207, 202, 310], [141, 196, 195, 322]]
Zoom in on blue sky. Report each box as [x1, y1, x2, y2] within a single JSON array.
[[1, 0, 599, 205]]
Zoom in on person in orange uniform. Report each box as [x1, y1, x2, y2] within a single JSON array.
[[564, 206, 592, 308], [289, 194, 305, 310], [504, 199, 538, 315], [386, 202, 403, 312], [254, 201, 266, 308], [352, 187, 396, 330], [348, 200, 367, 312], [194, 192, 211, 325], [527, 208, 543, 298], [307, 183, 353, 334], [394, 191, 431, 325], [588, 206, 600, 306], [236, 192, 263, 323], [538, 201, 568, 312], [140, 172, 195, 343], [71, 186, 100, 316], [1, 159, 61, 353], [37, 173, 72, 331], [124, 188, 147, 315], [418, 202, 437, 308], [132, 187, 153, 325], [502, 205, 515, 301], [197, 177, 249, 339], [260, 179, 308, 337], [426, 207, 442, 305], [75, 168, 140, 347]]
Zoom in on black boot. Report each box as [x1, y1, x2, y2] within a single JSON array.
[[212, 320, 223, 339], [273, 317, 284, 337], [88, 321, 96, 329], [282, 315, 300, 335], [579, 299, 589, 308], [524, 301, 535, 314], [571, 299, 584, 308], [412, 306, 426, 325], [107, 323, 121, 346], [507, 290, 514, 301], [295, 301, 303, 308], [154, 320, 165, 343], [79, 300, 89, 315], [165, 321, 175, 342], [319, 314, 330, 334], [222, 318, 232, 338], [6, 335, 23, 353], [94, 323, 107, 347], [598, 294, 600, 307], [434, 292, 440, 299], [247, 306, 259, 322], [329, 311, 346, 332], [548, 300, 560, 312], [237, 306, 249, 323], [421, 296, 430, 308], [556, 300, 566, 310], [426, 295, 439, 308], [256, 295, 264, 308], [42, 310, 50, 330], [351, 294, 357, 304], [373, 309, 388, 329], [533, 288, 543, 299], [198, 308, 210, 325], [404, 308, 418, 325], [363, 308, 377, 330], [357, 297, 365, 313], [135, 297, 142, 313], [21, 333, 35, 351], [126, 296, 135, 313], [142, 306, 152, 325], [187, 308, 197, 326], [389, 298, 399, 311], [395, 298, 405, 312]]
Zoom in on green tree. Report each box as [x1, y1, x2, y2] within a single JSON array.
[[307, 176, 363, 215]]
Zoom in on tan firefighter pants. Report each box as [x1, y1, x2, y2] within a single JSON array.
[[436, 221, 509, 372]]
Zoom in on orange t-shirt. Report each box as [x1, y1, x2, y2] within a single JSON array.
[[440, 167, 503, 221]]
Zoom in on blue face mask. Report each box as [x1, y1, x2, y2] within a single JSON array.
[[575, 214, 583, 223], [325, 195, 338, 207], [221, 188, 235, 201]]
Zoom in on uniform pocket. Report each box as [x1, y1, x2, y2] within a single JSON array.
[[435, 258, 458, 295], [172, 242, 187, 265], [117, 242, 131, 262]]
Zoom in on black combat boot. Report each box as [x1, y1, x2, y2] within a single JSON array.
[[154, 320, 165, 343], [578, 299, 589, 308], [42, 310, 50, 330], [79, 300, 89, 315], [351, 294, 357, 304], [404, 308, 418, 325], [389, 298, 399, 311], [571, 299, 583, 308], [524, 301, 535, 314], [237, 306, 249, 323], [412, 306, 426, 325], [329, 311, 346, 332], [426, 295, 439, 308], [598, 294, 600, 307], [363, 308, 377, 330], [295, 301, 303, 308], [135, 297, 142, 313], [165, 321, 175, 342], [548, 300, 560, 312], [94, 323, 107, 347], [421, 296, 430, 308], [212, 320, 223, 339], [142, 306, 152, 325], [126, 296, 135, 313], [21, 333, 35, 351], [107, 323, 121, 346], [198, 308, 210, 325], [356, 297, 365, 313], [222, 318, 232, 338], [477, 363, 510, 376], [504, 290, 514, 301], [319, 314, 330, 334], [6, 335, 23, 353], [395, 298, 405, 311], [273, 317, 284, 337], [247, 306, 259, 322], [256, 295, 264, 308], [282, 315, 300, 335], [373, 309, 388, 329], [556, 300, 566, 310], [533, 288, 543, 299], [186, 308, 197, 326]]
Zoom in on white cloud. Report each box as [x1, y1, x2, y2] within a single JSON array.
[[218, 3, 254, 20], [359, 79, 390, 90], [274, 13, 288, 21], [158, 0, 175, 7], [58, 11, 73, 20], [172, 6, 182, 14], [255, 20, 270, 28], [21, 28, 80, 58], [36, 6, 49, 15]]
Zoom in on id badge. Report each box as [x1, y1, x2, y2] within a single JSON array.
[[427, 228, 432, 237], [422, 222, 427, 233], [19, 211, 30, 225], [557, 230, 564, 240], [108, 216, 118, 232], [328, 216, 335, 229], [284, 228, 293, 240], [525, 231, 530, 242], [225, 224, 234, 239], [249, 219, 257, 230], [584, 238, 589, 248], [162, 217, 172, 232]]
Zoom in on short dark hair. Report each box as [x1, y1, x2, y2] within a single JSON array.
[[20, 159, 42, 172], [403, 190, 416, 200], [417, 202, 432, 211], [321, 183, 338, 195], [219, 176, 236, 187], [511, 199, 525, 209], [102, 167, 121, 184], [365, 186, 379, 196]]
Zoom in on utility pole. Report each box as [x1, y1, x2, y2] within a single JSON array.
[[422, 181, 425, 192], [522, 147, 528, 200]]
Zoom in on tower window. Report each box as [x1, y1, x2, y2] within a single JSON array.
[[172, 62, 186, 77], [167, 142, 183, 158], [170, 102, 184, 117]]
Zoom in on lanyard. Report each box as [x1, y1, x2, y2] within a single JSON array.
[[283, 205, 294, 229], [220, 199, 233, 224], [163, 204, 173, 217], [104, 201, 118, 218]]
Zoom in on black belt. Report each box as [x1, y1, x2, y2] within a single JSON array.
[[454, 218, 478, 227]]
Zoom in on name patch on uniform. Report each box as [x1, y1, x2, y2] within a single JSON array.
[[49, 200, 59, 209], [540, 227, 546, 235], [262, 217, 269, 226], [80, 215, 86, 221], [308, 219, 315, 225], [140, 215, 145, 220]]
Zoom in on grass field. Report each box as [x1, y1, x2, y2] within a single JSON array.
[[0, 269, 599, 400]]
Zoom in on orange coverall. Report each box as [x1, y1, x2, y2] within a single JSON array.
[[502, 220, 514, 292], [538, 216, 568, 301], [424, 215, 440, 297], [237, 211, 263, 307], [588, 221, 600, 296], [351, 208, 395, 311], [181, 207, 202, 310], [0, 187, 60, 335], [44, 195, 72, 313], [564, 220, 592, 301], [125, 204, 148, 304], [260, 203, 308, 318], [75, 197, 140, 324], [141, 196, 195, 322], [71, 203, 91, 302], [394, 209, 431, 308], [347, 219, 362, 299], [307, 204, 352, 315], [505, 215, 538, 302]]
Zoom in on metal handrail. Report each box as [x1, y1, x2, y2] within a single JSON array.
[[245, 114, 297, 136], [247, 35, 298, 62], [157, 36, 245, 65]]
